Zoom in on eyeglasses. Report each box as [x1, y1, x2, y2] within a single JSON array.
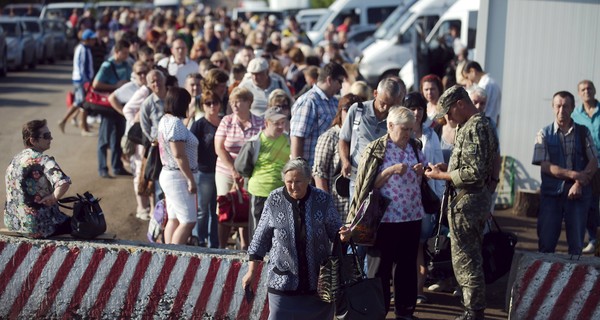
[[212, 60, 225, 64], [38, 132, 52, 140], [204, 101, 219, 107], [273, 104, 289, 109], [136, 71, 147, 76]]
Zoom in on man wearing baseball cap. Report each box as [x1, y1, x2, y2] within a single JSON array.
[[424, 85, 500, 320], [238, 57, 292, 117]]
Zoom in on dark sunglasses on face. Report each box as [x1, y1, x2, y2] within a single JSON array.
[[204, 101, 219, 107]]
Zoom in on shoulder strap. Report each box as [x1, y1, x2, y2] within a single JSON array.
[[109, 61, 120, 81], [349, 102, 365, 163], [408, 138, 423, 163]]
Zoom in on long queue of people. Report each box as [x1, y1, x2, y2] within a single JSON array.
[[4, 4, 508, 320]]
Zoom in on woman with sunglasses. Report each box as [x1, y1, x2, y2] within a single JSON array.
[[189, 90, 223, 248], [4, 120, 72, 238]]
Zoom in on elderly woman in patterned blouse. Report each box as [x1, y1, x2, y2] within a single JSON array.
[[347, 106, 426, 319], [4, 120, 72, 238], [242, 158, 350, 320]]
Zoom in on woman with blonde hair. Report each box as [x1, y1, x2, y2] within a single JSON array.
[[210, 51, 232, 73], [214, 87, 264, 249]]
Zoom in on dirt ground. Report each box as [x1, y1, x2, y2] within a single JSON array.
[[1, 61, 577, 320]]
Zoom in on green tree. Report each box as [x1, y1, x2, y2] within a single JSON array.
[[310, 0, 336, 9]]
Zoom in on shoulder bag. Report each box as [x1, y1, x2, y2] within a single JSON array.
[[59, 192, 107, 239], [335, 239, 386, 320], [234, 139, 256, 177], [349, 188, 390, 246], [138, 142, 162, 196], [83, 62, 122, 118], [482, 215, 518, 284], [409, 138, 441, 214]]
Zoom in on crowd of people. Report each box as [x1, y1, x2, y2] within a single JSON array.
[[4, 4, 600, 320]]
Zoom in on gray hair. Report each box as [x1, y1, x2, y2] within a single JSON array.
[[281, 158, 312, 181], [146, 69, 166, 84], [376, 77, 406, 99], [467, 85, 487, 100], [387, 106, 415, 126]]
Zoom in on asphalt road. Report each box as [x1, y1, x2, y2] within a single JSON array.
[[1, 61, 574, 320]]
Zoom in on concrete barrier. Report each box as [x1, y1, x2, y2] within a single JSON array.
[[508, 251, 600, 320], [0, 235, 269, 319]]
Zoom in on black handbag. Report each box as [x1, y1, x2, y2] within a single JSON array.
[[59, 192, 106, 239], [409, 139, 441, 214], [127, 122, 144, 145], [482, 215, 518, 284], [144, 142, 162, 181], [335, 240, 386, 320]]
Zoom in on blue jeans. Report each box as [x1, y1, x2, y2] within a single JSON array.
[[193, 171, 218, 248], [538, 190, 591, 255], [98, 115, 126, 175], [586, 195, 600, 245]]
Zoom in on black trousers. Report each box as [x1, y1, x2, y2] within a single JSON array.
[[367, 220, 421, 318]]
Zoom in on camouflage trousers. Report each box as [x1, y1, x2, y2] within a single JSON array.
[[448, 192, 491, 311]]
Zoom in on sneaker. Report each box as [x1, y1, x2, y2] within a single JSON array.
[[416, 295, 428, 304], [114, 169, 133, 176], [452, 288, 463, 297], [81, 131, 97, 137], [428, 282, 451, 292], [582, 242, 597, 254], [136, 209, 150, 220]]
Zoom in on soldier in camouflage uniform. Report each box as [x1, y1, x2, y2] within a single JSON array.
[[425, 85, 500, 320]]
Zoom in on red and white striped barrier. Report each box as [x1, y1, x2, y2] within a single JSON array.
[[509, 252, 600, 320], [0, 236, 269, 319]]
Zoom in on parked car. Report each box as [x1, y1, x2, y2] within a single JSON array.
[[2, 4, 43, 18], [0, 24, 7, 76], [21, 17, 55, 64], [45, 19, 71, 61], [0, 17, 37, 70], [297, 8, 328, 32]]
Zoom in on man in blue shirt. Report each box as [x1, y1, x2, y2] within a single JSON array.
[[572, 80, 600, 253], [92, 39, 132, 178], [290, 62, 346, 167]]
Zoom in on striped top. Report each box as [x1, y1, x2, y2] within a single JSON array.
[[215, 113, 264, 176]]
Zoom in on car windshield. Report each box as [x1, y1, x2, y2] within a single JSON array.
[[0, 23, 17, 36], [311, 9, 334, 32], [374, 1, 417, 39], [24, 21, 40, 33]]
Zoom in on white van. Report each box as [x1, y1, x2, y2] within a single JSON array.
[[400, 0, 479, 89], [358, 0, 457, 87], [306, 0, 401, 45], [297, 8, 328, 31]]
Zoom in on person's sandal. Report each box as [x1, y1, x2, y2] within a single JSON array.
[[416, 294, 428, 304]]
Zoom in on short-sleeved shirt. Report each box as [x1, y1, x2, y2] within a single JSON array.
[[313, 125, 349, 221], [113, 80, 141, 104], [339, 100, 387, 171], [572, 101, 600, 167], [247, 132, 290, 197], [290, 85, 339, 167], [94, 57, 131, 86], [190, 117, 220, 173], [215, 114, 264, 176], [532, 121, 597, 170], [158, 114, 199, 172], [157, 56, 199, 87], [379, 139, 426, 223], [4, 149, 72, 238], [238, 74, 291, 117]]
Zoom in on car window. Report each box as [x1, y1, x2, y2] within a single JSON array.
[[367, 6, 397, 25], [24, 21, 40, 33], [0, 23, 17, 37]]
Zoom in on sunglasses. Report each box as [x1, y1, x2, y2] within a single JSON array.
[[38, 132, 52, 140], [136, 71, 147, 76], [204, 101, 219, 107], [212, 60, 225, 64]]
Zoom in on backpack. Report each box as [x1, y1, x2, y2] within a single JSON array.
[[147, 199, 168, 243]]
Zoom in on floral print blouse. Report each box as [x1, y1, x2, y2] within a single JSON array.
[[379, 139, 426, 223], [4, 148, 71, 238]]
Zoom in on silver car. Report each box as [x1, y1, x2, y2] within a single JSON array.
[[21, 17, 55, 64], [0, 17, 37, 70]]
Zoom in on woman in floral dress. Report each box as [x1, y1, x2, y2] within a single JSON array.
[[4, 119, 72, 238]]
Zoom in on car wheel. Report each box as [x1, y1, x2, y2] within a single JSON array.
[[16, 52, 25, 71], [0, 50, 7, 77], [28, 51, 37, 69]]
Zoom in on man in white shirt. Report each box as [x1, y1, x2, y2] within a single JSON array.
[[238, 57, 292, 117], [464, 61, 502, 126], [157, 38, 199, 87]]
